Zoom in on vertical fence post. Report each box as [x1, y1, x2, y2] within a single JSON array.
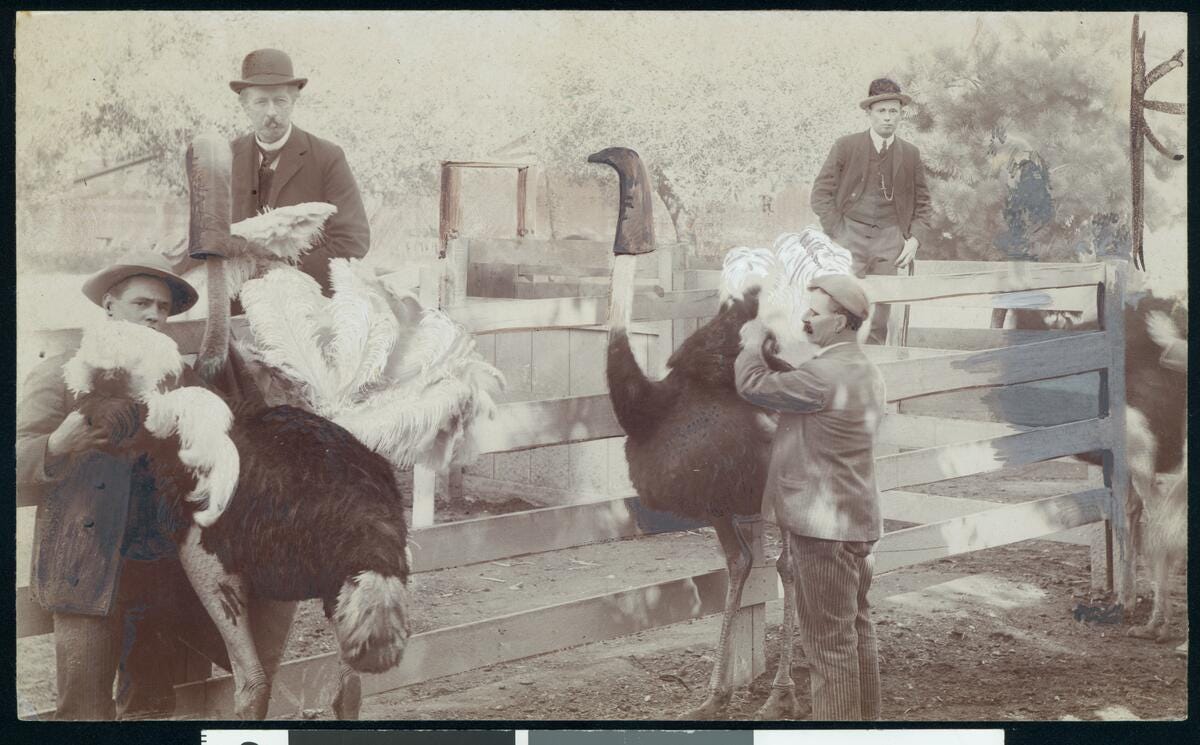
[[516, 167, 530, 237], [729, 518, 768, 687], [1099, 260, 1133, 606], [438, 163, 461, 260]]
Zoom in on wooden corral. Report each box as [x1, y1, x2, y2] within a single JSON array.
[[17, 254, 1131, 720]]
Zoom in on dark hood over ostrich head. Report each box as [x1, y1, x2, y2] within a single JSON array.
[[587, 147, 655, 257]]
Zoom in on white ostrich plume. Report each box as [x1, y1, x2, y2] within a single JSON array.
[[237, 259, 505, 469], [144, 387, 240, 527], [720, 227, 855, 364], [63, 320, 184, 400]]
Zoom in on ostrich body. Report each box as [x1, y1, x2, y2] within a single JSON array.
[[591, 147, 806, 719], [69, 134, 415, 720]]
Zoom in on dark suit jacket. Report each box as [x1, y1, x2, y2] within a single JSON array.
[[811, 130, 933, 247], [232, 126, 370, 293], [17, 352, 133, 615]]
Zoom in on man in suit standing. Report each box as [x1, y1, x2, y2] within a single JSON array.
[[17, 253, 206, 719], [227, 48, 370, 293], [735, 274, 886, 720], [811, 78, 933, 344]]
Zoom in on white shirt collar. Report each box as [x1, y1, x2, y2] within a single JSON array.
[[869, 129, 894, 154], [815, 340, 856, 357], [255, 124, 293, 154]]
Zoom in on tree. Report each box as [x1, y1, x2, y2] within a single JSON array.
[[896, 15, 1185, 263]]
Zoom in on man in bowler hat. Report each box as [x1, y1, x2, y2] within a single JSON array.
[[180, 48, 370, 295], [811, 78, 933, 344]]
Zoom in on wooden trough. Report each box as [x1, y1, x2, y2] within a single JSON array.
[[16, 250, 1131, 719]]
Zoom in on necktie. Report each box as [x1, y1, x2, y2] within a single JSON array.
[[257, 147, 280, 210]]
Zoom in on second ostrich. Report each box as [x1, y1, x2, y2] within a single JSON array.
[[590, 147, 833, 719]]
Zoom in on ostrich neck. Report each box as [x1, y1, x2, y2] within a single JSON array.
[[608, 254, 638, 337], [197, 256, 231, 383]]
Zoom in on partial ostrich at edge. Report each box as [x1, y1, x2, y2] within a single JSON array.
[[590, 146, 847, 719]]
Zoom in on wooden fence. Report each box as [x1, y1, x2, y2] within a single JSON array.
[[17, 253, 1131, 720]]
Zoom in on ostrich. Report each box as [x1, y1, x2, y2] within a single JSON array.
[[1006, 294, 1187, 645], [589, 147, 851, 719], [64, 134, 419, 720]]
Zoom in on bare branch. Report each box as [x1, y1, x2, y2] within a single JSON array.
[[1144, 126, 1185, 161], [1142, 99, 1186, 115], [1145, 49, 1185, 89]]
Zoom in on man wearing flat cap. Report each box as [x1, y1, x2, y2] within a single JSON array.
[[811, 78, 933, 345], [16, 253, 216, 719], [182, 48, 370, 295], [735, 273, 887, 720]]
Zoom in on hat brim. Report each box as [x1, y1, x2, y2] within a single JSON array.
[[230, 76, 308, 93], [860, 92, 912, 110], [82, 264, 200, 316]]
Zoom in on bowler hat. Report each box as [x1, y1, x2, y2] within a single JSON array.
[[808, 274, 871, 321], [82, 251, 200, 316], [229, 48, 308, 93], [860, 78, 912, 110]]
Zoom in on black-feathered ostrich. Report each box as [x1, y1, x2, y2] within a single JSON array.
[[589, 147, 814, 719], [66, 135, 414, 720]]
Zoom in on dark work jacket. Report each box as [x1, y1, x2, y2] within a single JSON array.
[[17, 352, 133, 615], [811, 130, 933, 247]]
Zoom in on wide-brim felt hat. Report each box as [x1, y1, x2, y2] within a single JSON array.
[[230, 48, 308, 93], [82, 251, 200, 316], [860, 77, 912, 109], [808, 274, 871, 320]]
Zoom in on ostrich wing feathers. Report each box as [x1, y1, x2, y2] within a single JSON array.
[[239, 267, 341, 415], [63, 321, 184, 400], [229, 202, 338, 263], [326, 259, 400, 398]]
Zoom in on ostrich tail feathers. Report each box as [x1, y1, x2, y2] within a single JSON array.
[[239, 266, 340, 414], [143, 387, 240, 527], [63, 321, 184, 400], [230, 202, 338, 262], [333, 571, 410, 674]]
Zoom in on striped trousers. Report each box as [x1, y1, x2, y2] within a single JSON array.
[[790, 533, 881, 720]]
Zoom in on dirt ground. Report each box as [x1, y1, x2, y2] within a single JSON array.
[[15, 462, 1189, 722]]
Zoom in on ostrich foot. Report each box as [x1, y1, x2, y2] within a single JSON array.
[[681, 689, 731, 720], [1126, 621, 1164, 640], [755, 685, 805, 720], [331, 670, 363, 720], [234, 678, 271, 720]]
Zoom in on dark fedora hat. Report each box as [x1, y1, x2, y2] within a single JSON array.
[[229, 48, 308, 93], [860, 78, 912, 110], [82, 251, 200, 316]]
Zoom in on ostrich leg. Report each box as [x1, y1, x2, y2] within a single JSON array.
[[683, 513, 754, 719], [177, 525, 270, 719], [756, 530, 804, 719]]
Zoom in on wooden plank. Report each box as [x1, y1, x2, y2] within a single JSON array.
[[875, 418, 1110, 492], [512, 262, 660, 280], [17, 587, 53, 638], [863, 262, 1105, 305], [174, 564, 779, 718], [447, 288, 722, 333], [438, 163, 462, 259], [874, 332, 1110, 402], [409, 496, 704, 573], [473, 394, 622, 454], [915, 286, 1096, 312], [466, 262, 518, 298], [897, 375, 1100, 426], [880, 490, 1094, 546], [875, 488, 1108, 574], [877, 414, 1031, 449], [411, 464, 437, 528], [28, 315, 249, 361], [904, 327, 1087, 351]]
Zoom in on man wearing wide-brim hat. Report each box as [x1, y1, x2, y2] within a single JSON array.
[[178, 48, 369, 296], [811, 77, 934, 345], [16, 252, 220, 719], [734, 272, 887, 721]]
